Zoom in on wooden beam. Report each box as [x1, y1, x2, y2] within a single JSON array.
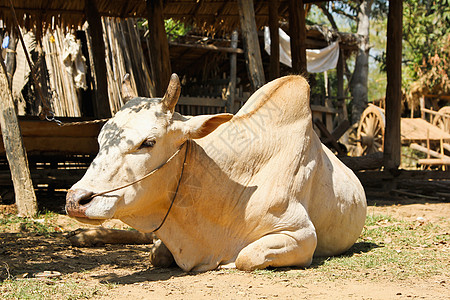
[[443, 143, 450, 152], [0, 117, 102, 155], [310, 105, 337, 114], [356, 170, 450, 182], [0, 62, 37, 217], [418, 158, 450, 166], [268, 0, 280, 80], [146, 0, 172, 97], [169, 41, 244, 54], [384, 0, 403, 170], [237, 0, 265, 91], [421, 107, 450, 118], [178, 96, 226, 108], [289, 0, 307, 75], [85, 0, 111, 118], [410, 143, 449, 159], [324, 120, 350, 144], [339, 152, 384, 171], [313, 119, 346, 156]]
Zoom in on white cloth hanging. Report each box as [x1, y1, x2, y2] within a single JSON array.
[[264, 27, 340, 73]]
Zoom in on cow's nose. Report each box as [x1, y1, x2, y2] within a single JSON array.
[[65, 189, 94, 218]]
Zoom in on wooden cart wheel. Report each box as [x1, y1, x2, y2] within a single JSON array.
[[432, 106, 450, 133], [357, 104, 385, 155]]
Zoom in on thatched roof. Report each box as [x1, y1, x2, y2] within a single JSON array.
[[0, 0, 327, 33]]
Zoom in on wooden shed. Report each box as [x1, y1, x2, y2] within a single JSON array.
[[0, 0, 405, 216]]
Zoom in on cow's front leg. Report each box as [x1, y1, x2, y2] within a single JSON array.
[[149, 239, 175, 267], [67, 228, 154, 247], [235, 228, 317, 271]]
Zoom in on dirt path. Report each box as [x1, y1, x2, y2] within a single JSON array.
[[95, 270, 449, 300], [1, 199, 449, 299], [98, 200, 450, 300]]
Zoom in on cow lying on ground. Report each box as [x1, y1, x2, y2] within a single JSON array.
[[66, 74, 366, 271]]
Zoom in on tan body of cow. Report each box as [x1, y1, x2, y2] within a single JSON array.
[[66, 75, 366, 272]]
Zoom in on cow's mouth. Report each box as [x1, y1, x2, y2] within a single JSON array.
[[65, 189, 94, 218], [66, 189, 119, 224]]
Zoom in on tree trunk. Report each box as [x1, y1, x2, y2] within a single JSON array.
[[0, 63, 37, 217], [237, 0, 265, 91], [146, 0, 172, 97], [349, 0, 373, 124], [289, 0, 307, 75]]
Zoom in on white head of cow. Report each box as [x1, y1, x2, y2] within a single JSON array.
[[66, 74, 233, 226]]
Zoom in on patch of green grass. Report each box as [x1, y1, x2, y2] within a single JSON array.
[[0, 278, 110, 300], [0, 211, 59, 236], [252, 214, 449, 282]]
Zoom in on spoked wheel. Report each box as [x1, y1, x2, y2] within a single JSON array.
[[432, 106, 450, 133], [357, 104, 385, 156]]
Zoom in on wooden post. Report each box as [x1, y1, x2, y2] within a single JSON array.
[[289, 0, 307, 75], [237, 0, 265, 91], [268, 0, 280, 80], [85, 0, 111, 118], [146, 0, 172, 97], [336, 48, 348, 121], [419, 96, 425, 120], [0, 62, 37, 217], [227, 30, 238, 113], [5, 29, 16, 85], [384, 0, 403, 170]]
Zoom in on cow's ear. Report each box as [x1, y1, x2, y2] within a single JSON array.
[[162, 74, 181, 113], [184, 114, 233, 139]]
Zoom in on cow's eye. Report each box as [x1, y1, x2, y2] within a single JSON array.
[[139, 139, 156, 149]]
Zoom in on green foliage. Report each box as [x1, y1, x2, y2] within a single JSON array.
[[317, 0, 388, 32], [403, 0, 450, 94], [164, 19, 190, 41], [309, 1, 389, 103], [138, 18, 190, 41]]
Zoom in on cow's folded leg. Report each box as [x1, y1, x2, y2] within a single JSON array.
[[149, 239, 175, 267], [67, 228, 154, 247], [235, 230, 317, 271]]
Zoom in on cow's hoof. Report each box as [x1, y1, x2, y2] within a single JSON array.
[[218, 262, 236, 269], [150, 239, 175, 267]]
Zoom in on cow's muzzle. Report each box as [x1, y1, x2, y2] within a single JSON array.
[[65, 189, 94, 218]]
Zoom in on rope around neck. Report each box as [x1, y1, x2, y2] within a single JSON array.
[[91, 140, 190, 232]]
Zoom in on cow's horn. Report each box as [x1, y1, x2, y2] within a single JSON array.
[[162, 73, 181, 113]]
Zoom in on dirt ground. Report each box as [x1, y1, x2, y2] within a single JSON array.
[[1, 197, 449, 299]]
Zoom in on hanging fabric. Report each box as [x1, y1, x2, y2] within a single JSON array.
[[264, 27, 339, 73]]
